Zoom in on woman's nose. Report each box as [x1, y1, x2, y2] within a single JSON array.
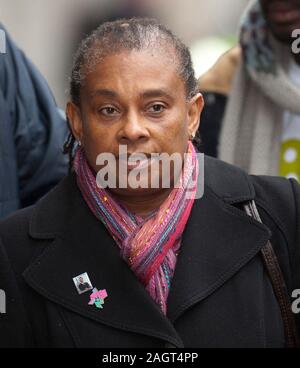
[[118, 111, 150, 143]]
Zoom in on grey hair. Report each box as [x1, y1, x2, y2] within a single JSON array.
[[69, 17, 199, 105]]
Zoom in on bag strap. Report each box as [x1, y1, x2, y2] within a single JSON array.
[[243, 200, 299, 348]]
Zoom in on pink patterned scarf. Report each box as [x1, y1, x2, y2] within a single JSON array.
[[73, 141, 198, 314]]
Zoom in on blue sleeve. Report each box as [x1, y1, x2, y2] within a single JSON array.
[[0, 24, 68, 214]]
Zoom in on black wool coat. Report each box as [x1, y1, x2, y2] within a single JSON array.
[[0, 155, 300, 348]]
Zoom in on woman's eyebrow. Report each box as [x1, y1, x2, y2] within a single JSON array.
[[140, 89, 175, 101], [88, 88, 175, 101], [89, 88, 118, 99]]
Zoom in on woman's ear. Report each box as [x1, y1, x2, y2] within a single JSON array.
[[187, 93, 204, 138], [66, 101, 83, 143]]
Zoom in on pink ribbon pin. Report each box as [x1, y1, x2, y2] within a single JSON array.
[[88, 288, 108, 308]]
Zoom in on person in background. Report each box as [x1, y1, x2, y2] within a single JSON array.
[[0, 24, 68, 219], [198, 46, 241, 157], [199, 0, 300, 180]]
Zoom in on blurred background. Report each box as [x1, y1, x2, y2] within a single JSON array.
[[0, 0, 249, 108]]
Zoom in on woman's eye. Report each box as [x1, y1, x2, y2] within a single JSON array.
[[148, 104, 165, 114], [98, 107, 119, 116]]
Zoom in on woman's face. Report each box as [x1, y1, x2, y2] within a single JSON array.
[[67, 49, 203, 196]]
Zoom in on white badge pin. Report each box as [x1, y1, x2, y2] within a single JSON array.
[[73, 272, 93, 295]]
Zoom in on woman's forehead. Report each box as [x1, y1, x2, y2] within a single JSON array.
[[81, 49, 184, 98]]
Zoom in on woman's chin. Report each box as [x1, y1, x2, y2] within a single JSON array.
[[108, 185, 164, 197]]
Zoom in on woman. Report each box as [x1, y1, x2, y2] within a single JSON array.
[[0, 18, 299, 348]]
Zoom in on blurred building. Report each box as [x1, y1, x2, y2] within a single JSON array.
[[0, 0, 249, 108]]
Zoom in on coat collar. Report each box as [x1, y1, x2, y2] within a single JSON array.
[[24, 156, 271, 347]]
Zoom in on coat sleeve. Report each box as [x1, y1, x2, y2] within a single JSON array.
[[198, 92, 227, 157], [289, 178, 300, 336], [0, 24, 68, 210], [250, 175, 300, 338], [0, 236, 34, 347]]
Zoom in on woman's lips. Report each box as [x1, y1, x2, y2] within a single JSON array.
[[127, 158, 151, 170], [118, 156, 155, 171]]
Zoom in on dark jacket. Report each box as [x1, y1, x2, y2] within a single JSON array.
[[198, 92, 227, 157], [0, 155, 299, 348], [0, 24, 68, 219]]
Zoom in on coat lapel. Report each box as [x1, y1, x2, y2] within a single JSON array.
[[24, 174, 184, 347], [167, 156, 272, 322], [23, 156, 272, 345], [166, 185, 271, 322]]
